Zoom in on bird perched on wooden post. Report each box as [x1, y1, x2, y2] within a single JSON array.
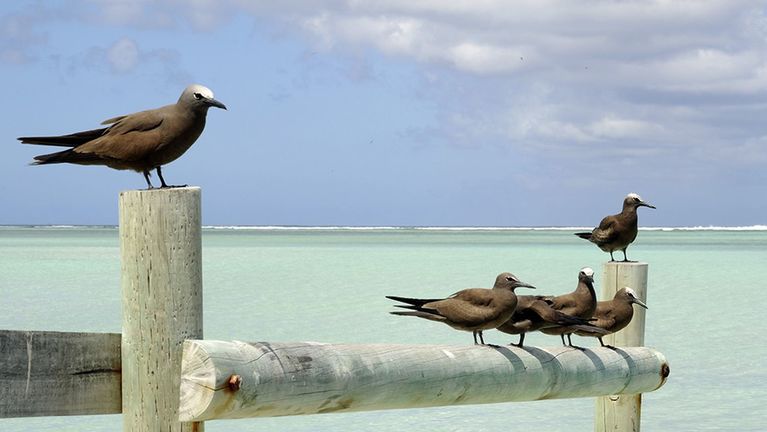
[[19, 84, 226, 189], [575, 193, 656, 262], [386, 272, 535, 345], [567, 287, 647, 348]]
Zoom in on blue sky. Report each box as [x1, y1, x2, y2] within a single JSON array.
[[1, 1, 765, 226]]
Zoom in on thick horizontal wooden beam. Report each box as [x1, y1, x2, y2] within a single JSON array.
[[179, 340, 670, 422], [0, 329, 121, 418]]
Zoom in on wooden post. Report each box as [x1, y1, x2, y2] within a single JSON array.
[[179, 341, 668, 421], [595, 262, 649, 432], [120, 187, 204, 432]]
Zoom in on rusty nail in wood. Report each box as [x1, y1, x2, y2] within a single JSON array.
[[661, 363, 670, 378], [228, 374, 242, 391]]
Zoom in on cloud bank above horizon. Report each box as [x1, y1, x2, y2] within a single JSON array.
[[1, 1, 765, 226]]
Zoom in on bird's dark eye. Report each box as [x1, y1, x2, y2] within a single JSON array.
[[506, 276, 514, 281], [193, 92, 203, 100]]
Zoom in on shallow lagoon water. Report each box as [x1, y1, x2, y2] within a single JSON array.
[[1, 227, 765, 431]]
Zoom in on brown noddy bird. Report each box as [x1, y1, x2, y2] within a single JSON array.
[[18, 84, 226, 189], [569, 287, 647, 348], [386, 272, 536, 345], [496, 295, 596, 347], [575, 193, 655, 262], [539, 267, 599, 347]]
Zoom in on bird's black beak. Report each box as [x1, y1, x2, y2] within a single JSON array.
[[514, 281, 536, 290], [639, 201, 656, 209], [633, 298, 648, 309], [206, 97, 227, 110]]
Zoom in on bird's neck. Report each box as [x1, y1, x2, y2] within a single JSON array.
[[576, 281, 597, 303], [621, 203, 638, 215], [619, 207, 639, 225]]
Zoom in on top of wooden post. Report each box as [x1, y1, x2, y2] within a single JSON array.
[[603, 261, 647, 267], [119, 186, 200, 197]]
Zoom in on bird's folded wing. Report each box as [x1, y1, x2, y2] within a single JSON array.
[[591, 216, 617, 244], [594, 316, 615, 330], [427, 290, 497, 326], [74, 111, 165, 161], [101, 115, 127, 125], [108, 110, 165, 135]]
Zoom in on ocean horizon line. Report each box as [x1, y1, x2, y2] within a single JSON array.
[[1, 224, 766, 231]]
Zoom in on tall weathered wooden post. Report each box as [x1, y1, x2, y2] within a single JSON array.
[[595, 262, 649, 432], [119, 187, 204, 432]]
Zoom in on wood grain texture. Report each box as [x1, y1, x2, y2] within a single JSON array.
[[0, 330, 121, 418], [179, 340, 668, 421], [120, 187, 204, 432], [595, 262, 651, 432]]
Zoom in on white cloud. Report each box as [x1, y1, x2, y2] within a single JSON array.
[[589, 116, 665, 140], [0, 6, 54, 64], [10, 0, 767, 170], [107, 38, 139, 73]]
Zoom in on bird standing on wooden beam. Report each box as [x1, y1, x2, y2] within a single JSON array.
[[575, 193, 656, 262], [386, 272, 536, 345], [538, 267, 599, 348], [19, 84, 226, 189], [570, 287, 647, 348], [497, 293, 600, 348]]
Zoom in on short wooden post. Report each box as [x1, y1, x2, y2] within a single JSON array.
[[595, 262, 649, 432], [120, 187, 204, 432]]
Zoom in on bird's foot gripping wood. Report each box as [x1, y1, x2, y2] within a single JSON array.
[[598, 337, 618, 350], [156, 166, 187, 188], [510, 334, 525, 348], [566, 334, 585, 350]]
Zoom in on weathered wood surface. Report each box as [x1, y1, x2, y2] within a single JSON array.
[[120, 187, 204, 432], [0, 329, 121, 418], [595, 262, 651, 432], [179, 340, 669, 422]]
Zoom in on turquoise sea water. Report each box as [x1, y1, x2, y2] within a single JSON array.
[[1, 227, 765, 431]]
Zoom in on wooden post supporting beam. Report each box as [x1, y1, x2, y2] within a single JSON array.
[[120, 187, 204, 432], [595, 262, 650, 432], [179, 341, 669, 422]]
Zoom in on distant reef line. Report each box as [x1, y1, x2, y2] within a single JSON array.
[[1, 225, 766, 231]]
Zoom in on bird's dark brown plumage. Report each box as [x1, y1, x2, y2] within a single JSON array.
[[539, 267, 599, 347], [567, 287, 647, 347], [496, 294, 596, 347], [19, 84, 226, 189], [387, 272, 535, 345], [575, 193, 655, 262]]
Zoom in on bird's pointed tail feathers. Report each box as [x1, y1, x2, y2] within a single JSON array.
[[390, 310, 446, 322], [18, 127, 108, 148]]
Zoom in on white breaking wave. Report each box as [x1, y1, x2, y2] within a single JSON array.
[[2, 225, 765, 231], [200, 225, 767, 232], [639, 225, 767, 231]]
